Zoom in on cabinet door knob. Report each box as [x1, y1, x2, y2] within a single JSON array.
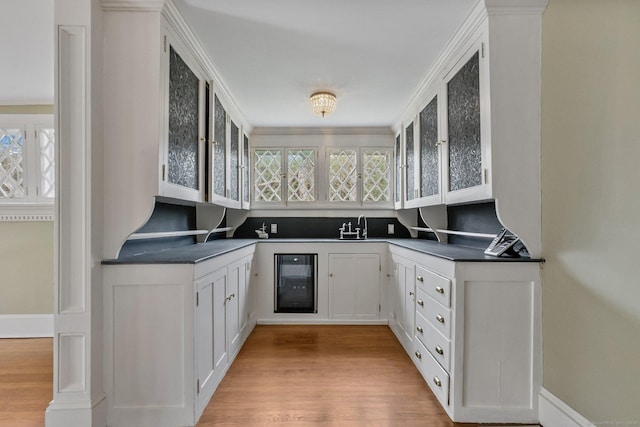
[[416, 325, 423, 333], [329, 273, 333, 277], [415, 351, 422, 359], [416, 276, 424, 282], [436, 314, 445, 324], [435, 286, 444, 294], [417, 299, 424, 307], [433, 376, 442, 387], [435, 345, 444, 355], [409, 291, 414, 296]]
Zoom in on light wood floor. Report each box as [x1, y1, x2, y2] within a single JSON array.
[[0, 338, 52, 427], [198, 325, 476, 426], [0, 326, 481, 426]]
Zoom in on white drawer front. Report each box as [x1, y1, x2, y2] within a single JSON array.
[[415, 310, 451, 372], [413, 338, 450, 408], [415, 266, 451, 308], [416, 287, 451, 339]]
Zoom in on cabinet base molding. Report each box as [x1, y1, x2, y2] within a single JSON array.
[[0, 314, 53, 338], [45, 394, 107, 427], [539, 388, 594, 427]]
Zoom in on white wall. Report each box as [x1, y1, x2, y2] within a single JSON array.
[[541, 0, 640, 422]]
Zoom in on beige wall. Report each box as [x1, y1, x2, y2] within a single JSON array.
[[0, 221, 54, 314], [541, 0, 640, 422]]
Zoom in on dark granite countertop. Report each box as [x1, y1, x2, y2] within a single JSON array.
[[102, 239, 257, 265], [102, 238, 541, 265]]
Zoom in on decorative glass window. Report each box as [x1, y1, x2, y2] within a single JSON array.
[[0, 116, 55, 213], [362, 149, 391, 203], [253, 146, 392, 207], [254, 149, 282, 202], [0, 127, 26, 199], [329, 149, 357, 202], [287, 149, 315, 202]]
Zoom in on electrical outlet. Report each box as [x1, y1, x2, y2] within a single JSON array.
[[271, 223, 278, 234], [388, 224, 395, 234]]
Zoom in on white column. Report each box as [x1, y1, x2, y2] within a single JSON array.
[[46, 1, 106, 426]]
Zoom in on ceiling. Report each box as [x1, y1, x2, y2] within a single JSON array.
[[0, 0, 54, 105], [174, 0, 476, 128]]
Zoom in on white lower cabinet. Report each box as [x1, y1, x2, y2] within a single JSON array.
[[104, 244, 255, 427], [328, 253, 380, 320], [389, 244, 542, 424]]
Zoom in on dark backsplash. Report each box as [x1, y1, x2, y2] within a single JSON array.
[[233, 216, 411, 239], [445, 201, 502, 248]]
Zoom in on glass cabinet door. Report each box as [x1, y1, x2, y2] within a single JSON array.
[[419, 95, 439, 198], [394, 134, 401, 207], [213, 94, 226, 198], [447, 51, 481, 192], [405, 122, 415, 201], [242, 134, 250, 208], [229, 120, 239, 201], [168, 46, 200, 192]]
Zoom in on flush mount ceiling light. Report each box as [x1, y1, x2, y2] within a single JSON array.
[[309, 92, 337, 117]]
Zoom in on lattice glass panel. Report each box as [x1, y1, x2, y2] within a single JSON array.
[[0, 127, 25, 198], [39, 128, 55, 198], [287, 149, 315, 202], [363, 149, 391, 203], [254, 149, 282, 202], [329, 149, 357, 202]]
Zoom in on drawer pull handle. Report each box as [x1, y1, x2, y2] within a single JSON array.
[[433, 376, 442, 387], [435, 286, 444, 294], [436, 314, 445, 324], [417, 276, 424, 282], [417, 299, 424, 307], [416, 325, 423, 333], [415, 351, 422, 359], [435, 345, 444, 355]]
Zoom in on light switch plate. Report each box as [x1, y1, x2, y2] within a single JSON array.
[[388, 224, 394, 234], [271, 223, 277, 234]]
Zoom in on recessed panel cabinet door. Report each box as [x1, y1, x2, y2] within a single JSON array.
[[329, 254, 380, 320], [194, 266, 227, 418]]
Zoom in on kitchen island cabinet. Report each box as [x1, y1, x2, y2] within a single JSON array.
[[103, 243, 255, 427]]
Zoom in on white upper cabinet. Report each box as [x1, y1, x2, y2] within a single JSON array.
[[442, 39, 491, 204], [401, 36, 489, 208], [209, 92, 244, 209], [159, 30, 207, 202]]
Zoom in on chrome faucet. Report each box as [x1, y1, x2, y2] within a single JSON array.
[[357, 215, 367, 239]]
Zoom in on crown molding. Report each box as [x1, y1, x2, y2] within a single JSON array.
[[100, 0, 165, 11], [250, 126, 394, 136], [485, 0, 549, 15]]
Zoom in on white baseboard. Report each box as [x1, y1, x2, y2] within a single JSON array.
[[539, 388, 595, 427], [0, 314, 54, 338]]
